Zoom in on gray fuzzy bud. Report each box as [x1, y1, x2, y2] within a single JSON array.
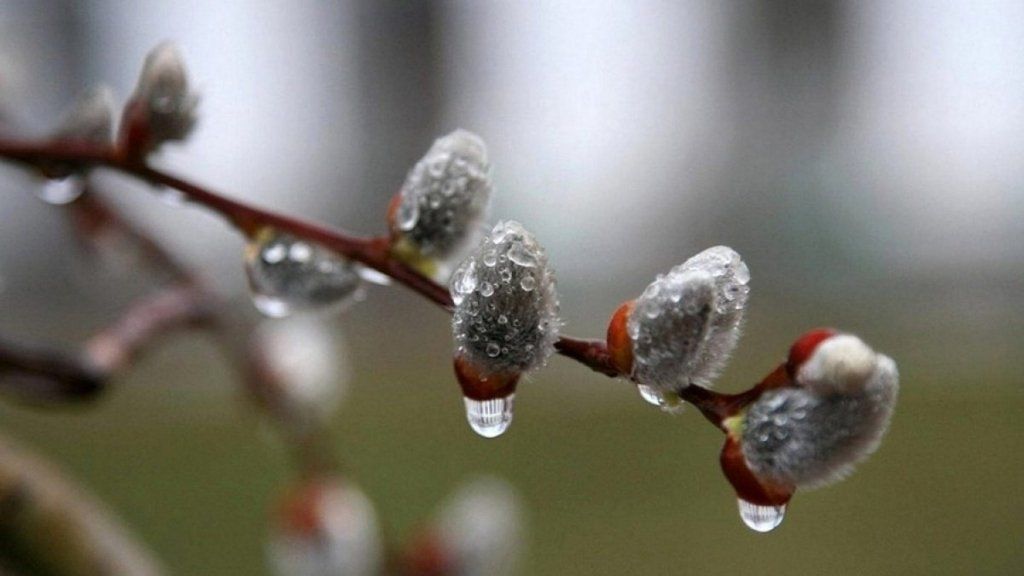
[[742, 353, 898, 489], [628, 246, 750, 391], [451, 221, 559, 375], [52, 86, 115, 144], [395, 130, 492, 259], [132, 42, 198, 145]]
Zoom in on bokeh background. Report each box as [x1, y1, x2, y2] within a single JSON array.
[[1, 1, 1022, 574]]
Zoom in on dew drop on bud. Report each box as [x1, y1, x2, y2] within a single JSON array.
[[635, 383, 685, 413], [464, 394, 514, 438], [35, 177, 84, 205], [737, 499, 786, 533], [245, 229, 363, 318]]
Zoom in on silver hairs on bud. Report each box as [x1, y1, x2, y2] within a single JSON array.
[[451, 221, 560, 375], [52, 86, 115, 144], [742, 352, 899, 489], [629, 246, 750, 391], [395, 130, 492, 259], [132, 42, 198, 145]]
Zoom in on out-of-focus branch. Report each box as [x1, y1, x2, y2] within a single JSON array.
[[0, 433, 164, 576], [0, 284, 214, 405], [67, 190, 192, 281]]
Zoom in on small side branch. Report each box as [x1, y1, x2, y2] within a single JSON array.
[[0, 284, 215, 404]]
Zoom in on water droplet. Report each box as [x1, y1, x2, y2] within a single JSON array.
[[357, 266, 392, 286], [245, 230, 363, 318], [737, 499, 786, 533], [452, 261, 478, 300], [636, 383, 664, 407], [479, 282, 494, 297], [497, 314, 508, 325], [507, 241, 538, 267], [396, 197, 419, 231], [464, 394, 515, 438], [635, 384, 686, 414], [520, 275, 536, 292], [734, 261, 751, 285], [482, 250, 498, 267], [36, 177, 83, 205], [486, 342, 501, 357]]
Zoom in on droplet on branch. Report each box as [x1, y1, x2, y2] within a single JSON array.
[[245, 229, 364, 318]]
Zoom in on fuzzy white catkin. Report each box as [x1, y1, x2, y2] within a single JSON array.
[[450, 221, 560, 376], [52, 86, 115, 144], [436, 477, 523, 576], [395, 130, 492, 260], [131, 42, 198, 145], [252, 314, 349, 427], [268, 483, 381, 576], [742, 351, 899, 489], [628, 246, 750, 391]]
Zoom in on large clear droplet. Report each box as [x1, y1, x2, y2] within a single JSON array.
[[245, 229, 363, 318], [737, 499, 786, 533], [464, 394, 514, 438], [635, 384, 685, 414], [396, 196, 420, 231], [36, 177, 84, 205]]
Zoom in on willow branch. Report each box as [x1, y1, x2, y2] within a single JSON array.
[[0, 433, 164, 576], [0, 138, 736, 417]]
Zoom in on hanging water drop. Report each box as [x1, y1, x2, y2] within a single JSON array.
[[245, 229, 363, 318], [396, 197, 420, 231], [463, 394, 515, 438], [737, 499, 786, 533], [35, 177, 84, 205], [635, 383, 685, 413]]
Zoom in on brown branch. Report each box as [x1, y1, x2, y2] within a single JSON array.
[[67, 190, 192, 281], [0, 432, 165, 576], [0, 284, 215, 405]]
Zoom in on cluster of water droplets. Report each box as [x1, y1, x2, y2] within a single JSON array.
[[737, 499, 787, 533], [245, 229, 367, 318], [450, 221, 559, 437], [627, 246, 750, 411], [395, 129, 492, 259]]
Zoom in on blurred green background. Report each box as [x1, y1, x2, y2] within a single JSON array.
[[2, 1, 1023, 574]]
